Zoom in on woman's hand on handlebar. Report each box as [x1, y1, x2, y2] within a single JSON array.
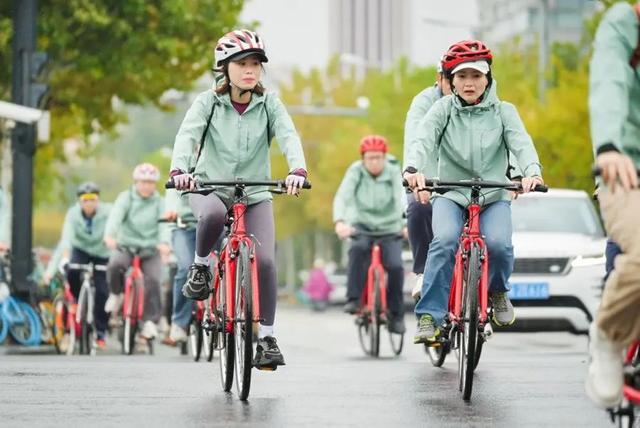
[[521, 176, 544, 193], [104, 235, 117, 251], [334, 221, 354, 240], [403, 171, 430, 204], [171, 172, 196, 191]]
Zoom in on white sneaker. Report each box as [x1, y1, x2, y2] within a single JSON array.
[[585, 322, 624, 408], [169, 324, 188, 343], [104, 293, 123, 313], [141, 320, 158, 340], [411, 274, 423, 301]]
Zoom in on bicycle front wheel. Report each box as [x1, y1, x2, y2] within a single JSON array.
[[234, 242, 254, 401], [217, 269, 235, 392], [459, 243, 480, 401], [369, 270, 382, 357], [78, 287, 94, 356], [122, 290, 137, 355]]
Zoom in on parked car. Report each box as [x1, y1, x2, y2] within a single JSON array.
[[508, 189, 606, 334]]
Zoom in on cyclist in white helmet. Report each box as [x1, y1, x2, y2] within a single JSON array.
[[169, 29, 307, 368], [104, 163, 171, 342]]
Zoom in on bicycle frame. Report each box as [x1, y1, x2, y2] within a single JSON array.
[[217, 201, 261, 334], [123, 256, 144, 322], [362, 242, 388, 317], [624, 341, 640, 403], [448, 202, 490, 326]]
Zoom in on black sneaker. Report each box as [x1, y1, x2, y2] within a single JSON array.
[[182, 263, 212, 301], [343, 299, 359, 314], [253, 336, 286, 370], [388, 314, 406, 334]]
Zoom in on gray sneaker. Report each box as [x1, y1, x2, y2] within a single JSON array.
[[182, 263, 212, 301], [414, 314, 440, 344], [490, 292, 515, 326]]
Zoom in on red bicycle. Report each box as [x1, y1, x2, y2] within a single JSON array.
[[118, 248, 153, 355], [53, 282, 79, 356], [608, 341, 640, 427], [167, 178, 310, 400], [409, 178, 547, 400], [352, 230, 404, 357]]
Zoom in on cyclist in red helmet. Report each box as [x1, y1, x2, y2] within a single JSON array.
[[403, 54, 452, 302], [404, 40, 543, 344], [333, 135, 407, 334]]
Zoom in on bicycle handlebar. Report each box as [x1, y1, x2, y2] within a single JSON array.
[[165, 178, 312, 190], [67, 263, 108, 272], [402, 178, 548, 193]]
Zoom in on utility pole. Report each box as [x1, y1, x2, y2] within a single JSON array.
[[538, 0, 549, 103], [11, 0, 48, 300]]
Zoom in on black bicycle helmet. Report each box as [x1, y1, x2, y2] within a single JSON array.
[[76, 181, 100, 197]]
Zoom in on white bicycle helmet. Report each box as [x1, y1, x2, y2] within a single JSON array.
[[132, 163, 160, 182], [214, 29, 268, 69]]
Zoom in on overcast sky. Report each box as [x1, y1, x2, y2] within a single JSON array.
[[240, 0, 478, 76]]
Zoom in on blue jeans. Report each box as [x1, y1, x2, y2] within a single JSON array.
[[171, 228, 196, 329], [415, 198, 514, 324], [604, 238, 622, 281], [406, 194, 433, 275]]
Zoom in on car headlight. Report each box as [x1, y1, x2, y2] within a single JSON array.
[[571, 255, 606, 267]]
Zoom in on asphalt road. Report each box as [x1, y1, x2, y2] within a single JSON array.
[[0, 305, 612, 427]]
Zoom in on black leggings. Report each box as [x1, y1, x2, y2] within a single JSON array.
[[189, 194, 277, 326]]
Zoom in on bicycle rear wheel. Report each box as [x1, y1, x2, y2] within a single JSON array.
[[459, 243, 480, 401], [234, 243, 253, 400], [217, 269, 235, 392], [189, 317, 203, 362]]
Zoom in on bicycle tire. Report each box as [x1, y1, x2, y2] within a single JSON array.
[[460, 243, 480, 401], [8, 300, 41, 346], [234, 242, 253, 400], [37, 301, 55, 345], [189, 318, 203, 362], [205, 329, 214, 362], [122, 289, 137, 355], [78, 287, 92, 355], [389, 329, 404, 356], [427, 341, 449, 367], [218, 268, 235, 392], [357, 313, 372, 356], [370, 270, 381, 357], [0, 304, 7, 344]]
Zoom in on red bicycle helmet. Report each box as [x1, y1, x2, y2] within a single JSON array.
[[359, 135, 388, 154], [442, 40, 493, 72]]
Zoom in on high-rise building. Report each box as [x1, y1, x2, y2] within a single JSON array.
[[329, 0, 409, 70], [475, 0, 598, 47]]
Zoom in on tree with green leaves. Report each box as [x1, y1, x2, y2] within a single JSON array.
[[0, 0, 244, 203]]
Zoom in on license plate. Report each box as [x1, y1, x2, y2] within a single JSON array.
[[508, 282, 550, 300]]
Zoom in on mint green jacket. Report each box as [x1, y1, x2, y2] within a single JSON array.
[[333, 157, 405, 234], [404, 85, 443, 162], [104, 187, 170, 250], [171, 90, 307, 206], [404, 81, 542, 207], [60, 202, 112, 259], [590, 2, 640, 164], [404, 83, 523, 179]]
